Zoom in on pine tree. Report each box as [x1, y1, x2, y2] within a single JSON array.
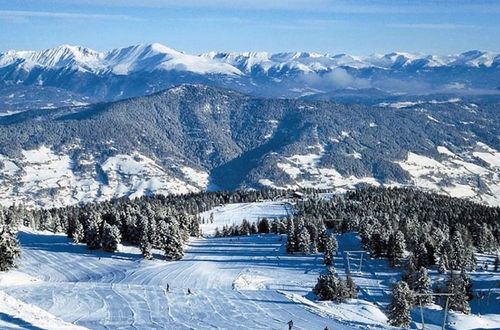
[[438, 255, 447, 274], [240, 219, 251, 236], [313, 267, 348, 302], [414, 242, 429, 268], [494, 255, 499, 272], [414, 267, 433, 305], [387, 281, 414, 328], [317, 222, 328, 252], [324, 233, 337, 266], [297, 226, 311, 254], [345, 275, 358, 299], [72, 220, 85, 244], [0, 224, 21, 271], [250, 223, 258, 234], [446, 271, 471, 314], [164, 219, 184, 261], [258, 218, 271, 233], [84, 216, 101, 250], [139, 222, 153, 260], [101, 222, 121, 252], [389, 230, 406, 267], [286, 217, 295, 253]]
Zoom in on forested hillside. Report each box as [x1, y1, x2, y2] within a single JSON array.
[[0, 84, 499, 207]]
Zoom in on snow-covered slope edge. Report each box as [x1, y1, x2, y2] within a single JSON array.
[[0, 290, 88, 330]]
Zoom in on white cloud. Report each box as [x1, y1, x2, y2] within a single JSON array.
[[0, 10, 139, 21], [388, 23, 478, 30]]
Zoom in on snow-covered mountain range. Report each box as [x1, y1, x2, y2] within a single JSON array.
[[1, 44, 500, 112], [2, 43, 499, 74]]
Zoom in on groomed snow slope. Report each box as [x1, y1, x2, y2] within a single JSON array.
[[1, 201, 498, 329], [0, 228, 355, 329]]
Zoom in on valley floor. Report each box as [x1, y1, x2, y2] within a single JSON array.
[[0, 201, 498, 329]]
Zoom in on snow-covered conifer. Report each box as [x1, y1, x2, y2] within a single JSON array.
[[101, 222, 121, 252], [389, 230, 406, 267], [0, 224, 21, 271], [85, 216, 101, 250], [297, 226, 311, 254], [446, 271, 471, 314], [323, 233, 337, 266], [258, 218, 271, 233], [345, 275, 358, 298], [414, 267, 432, 305], [387, 281, 414, 328], [164, 219, 184, 261], [72, 220, 85, 244], [286, 217, 295, 253]]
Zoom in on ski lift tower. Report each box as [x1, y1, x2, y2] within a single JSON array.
[[414, 293, 455, 330], [344, 250, 367, 274]]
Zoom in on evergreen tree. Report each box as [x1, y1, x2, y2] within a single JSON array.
[[286, 217, 296, 253], [258, 218, 271, 233], [84, 216, 101, 250], [414, 242, 429, 268], [250, 222, 258, 234], [72, 220, 85, 244], [494, 255, 499, 272], [240, 219, 251, 236], [317, 222, 328, 252], [101, 222, 121, 252], [389, 230, 406, 267], [0, 224, 21, 271], [387, 281, 414, 328], [414, 267, 433, 305], [313, 267, 348, 302], [139, 225, 153, 260], [297, 226, 311, 254], [324, 233, 337, 266], [164, 220, 184, 260], [446, 271, 471, 314], [345, 275, 358, 299]]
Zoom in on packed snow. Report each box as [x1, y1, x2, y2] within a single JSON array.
[[199, 200, 291, 235], [0, 201, 498, 329]]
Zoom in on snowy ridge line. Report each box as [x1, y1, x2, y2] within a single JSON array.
[[2, 44, 499, 75]]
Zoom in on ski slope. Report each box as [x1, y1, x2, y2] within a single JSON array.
[[0, 201, 498, 329], [0, 230, 356, 330], [199, 200, 292, 235]]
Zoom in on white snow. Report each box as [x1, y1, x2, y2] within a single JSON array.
[[0, 148, 208, 208], [0, 290, 88, 330], [269, 145, 379, 191], [437, 146, 455, 157], [397, 150, 500, 205], [0, 227, 356, 330], [0, 203, 497, 329], [199, 200, 291, 235]]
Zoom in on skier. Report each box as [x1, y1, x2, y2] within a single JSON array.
[[324, 327, 330, 330], [187, 288, 192, 295], [166, 284, 170, 292], [287, 320, 293, 329]]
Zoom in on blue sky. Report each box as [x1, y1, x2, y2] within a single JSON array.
[[0, 0, 499, 55]]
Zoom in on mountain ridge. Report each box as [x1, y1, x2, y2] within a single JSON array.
[[0, 84, 498, 208], [1, 43, 500, 113]]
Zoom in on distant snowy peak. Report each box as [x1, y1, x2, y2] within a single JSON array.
[[1, 44, 498, 77], [0, 43, 242, 76]]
